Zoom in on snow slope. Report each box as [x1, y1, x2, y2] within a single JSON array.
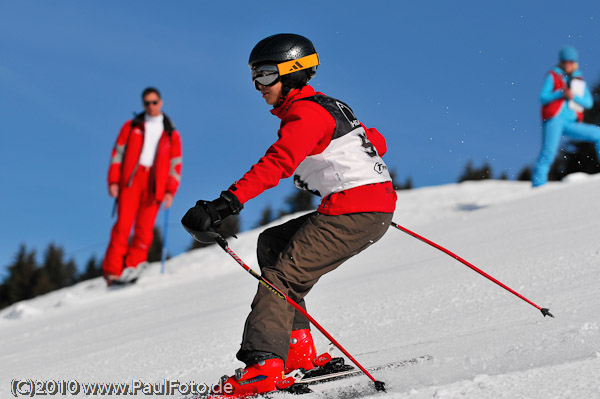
[[1, 176, 599, 398]]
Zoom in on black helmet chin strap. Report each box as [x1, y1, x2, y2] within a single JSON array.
[[274, 70, 310, 107]]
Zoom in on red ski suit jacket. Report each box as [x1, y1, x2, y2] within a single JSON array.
[[230, 85, 397, 215], [108, 113, 182, 202]]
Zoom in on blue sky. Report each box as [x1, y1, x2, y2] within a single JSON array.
[[1, 0, 600, 276]]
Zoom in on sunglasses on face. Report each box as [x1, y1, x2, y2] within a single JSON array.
[[144, 100, 159, 106], [251, 64, 280, 88]]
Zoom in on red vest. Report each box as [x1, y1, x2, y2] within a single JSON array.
[[541, 70, 584, 122]]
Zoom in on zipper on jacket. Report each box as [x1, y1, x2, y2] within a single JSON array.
[[127, 164, 139, 187]]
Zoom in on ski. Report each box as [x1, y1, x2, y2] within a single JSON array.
[[302, 355, 432, 385], [108, 262, 148, 287], [281, 355, 433, 394]]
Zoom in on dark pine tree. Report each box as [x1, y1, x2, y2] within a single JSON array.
[[561, 142, 600, 176], [79, 255, 103, 281], [37, 243, 77, 295], [31, 268, 54, 299], [517, 166, 532, 181], [547, 142, 600, 182], [583, 81, 600, 125], [399, 176, 413, 190], [1, 243, 83, 310], [458, 161, 493, 182], [0, 245, 38, 308], [256, 205, 275, 227], [389, 168, 413, 190], [281, 189, 316, 215]]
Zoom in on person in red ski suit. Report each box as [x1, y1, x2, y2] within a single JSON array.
[[103, 87, 182, 285], [181, 34, 396, 397]]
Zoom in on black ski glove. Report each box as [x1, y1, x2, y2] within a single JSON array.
[[181, 191, 243, 232]]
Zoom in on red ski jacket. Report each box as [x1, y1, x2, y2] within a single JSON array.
[[108, 113, 182, 202], [229, 85, 397, 215]]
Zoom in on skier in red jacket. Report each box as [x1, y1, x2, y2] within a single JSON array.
[[182, 34, 396, 396], [104, 87, 182, 285]]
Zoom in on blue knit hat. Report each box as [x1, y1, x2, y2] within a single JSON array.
[[559, 46, 579, 62]]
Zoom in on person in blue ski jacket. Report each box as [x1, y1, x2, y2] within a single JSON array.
[[532, 45, 600, 187]]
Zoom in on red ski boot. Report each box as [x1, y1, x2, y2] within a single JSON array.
[[214, 358, 285, 397], [284, 329, 319, 374]]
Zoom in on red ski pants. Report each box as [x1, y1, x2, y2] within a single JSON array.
[[102, 167, 161, 276]]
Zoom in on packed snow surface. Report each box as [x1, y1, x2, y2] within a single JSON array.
[[2, 175, 599, 398]]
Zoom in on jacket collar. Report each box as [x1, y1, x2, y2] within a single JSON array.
[[132, 112, 175, 135], [271, 85, 317, 119], [553, 66, 583, 80]]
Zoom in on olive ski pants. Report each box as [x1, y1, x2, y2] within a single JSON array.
[[236, 211, 393, 364]]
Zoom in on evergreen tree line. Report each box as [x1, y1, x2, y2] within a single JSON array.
[[0, 227, 167, 310]]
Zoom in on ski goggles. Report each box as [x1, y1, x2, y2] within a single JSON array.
[[251, 53, 320, 88], [251, 64, 280, 87]]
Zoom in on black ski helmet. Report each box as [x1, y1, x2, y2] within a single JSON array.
[[249, 33, 319, 91]]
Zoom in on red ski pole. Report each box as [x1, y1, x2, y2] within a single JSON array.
[[184, 226, 386, 392], [390, 222, 554, 318]]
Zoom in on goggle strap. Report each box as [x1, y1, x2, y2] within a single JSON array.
[[277, 53, 320, 76]]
